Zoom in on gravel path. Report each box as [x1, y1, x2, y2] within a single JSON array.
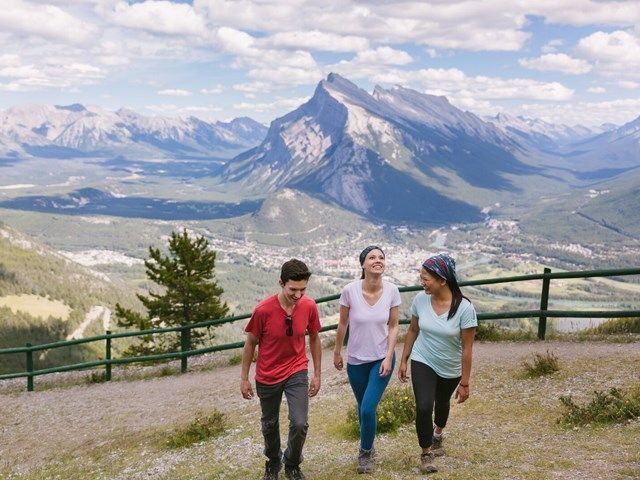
[[1, 340, 638, 478]]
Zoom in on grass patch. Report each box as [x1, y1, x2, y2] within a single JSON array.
[[341, 384, 415, 438], [588, 317, 640, 335], [84, 370, 107, 384], [521, 350, 560, 378], [475, 322, 536, 341], [227, 353, 242, 366], [559, 386, 640, 426], [164, 410, 226, 449]]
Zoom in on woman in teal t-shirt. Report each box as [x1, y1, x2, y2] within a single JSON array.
[[398, 254, 477, 475]]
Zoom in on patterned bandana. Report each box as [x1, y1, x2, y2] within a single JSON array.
[[422, 254, 456, 281], [359, 245, 384, 266]]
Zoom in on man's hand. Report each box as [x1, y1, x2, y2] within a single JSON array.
[[240, 379, 254, 400], [308, 375, 321, 397]]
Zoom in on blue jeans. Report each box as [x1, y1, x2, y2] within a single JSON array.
[[346, 353, 395, 450]]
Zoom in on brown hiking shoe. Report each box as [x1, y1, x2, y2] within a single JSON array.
[[431, 435, 445, 457], [420, 451, 438, 474], [357, 448, 375, 474]]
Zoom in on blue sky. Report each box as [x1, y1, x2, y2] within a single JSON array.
[[1, 1, 640, 127]]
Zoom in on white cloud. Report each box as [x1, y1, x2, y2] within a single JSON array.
[[233, 96, 310, 113], [107, 1, 208, 37], [577, 30, 640, 79], [618, 80, 639, 89], [201, 84, 224, 94], [541, 39, 563, 54], [518, 98, 640, 126], [518, 53, 592, 75], [158, 89, 192, 96], [0, 0, 93, 43], [528, 1, 640, 27], [327, 47, 413, 80], [262, 31, 369, 52], [370, 68, 574, 102], [197, 0, 531, 51], [587, 86, 606, 93]]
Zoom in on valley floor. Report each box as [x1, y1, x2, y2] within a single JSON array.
[[1, 340, 639, 480]]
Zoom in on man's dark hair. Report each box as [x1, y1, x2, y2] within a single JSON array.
[[280, 259, 312, 283]]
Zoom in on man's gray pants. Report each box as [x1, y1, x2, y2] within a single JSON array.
[[256, 370, 309, 467]]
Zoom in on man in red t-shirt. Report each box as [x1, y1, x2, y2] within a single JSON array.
[[240, 259, 322, 480]]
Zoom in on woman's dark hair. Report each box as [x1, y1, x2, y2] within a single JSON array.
[[280, 258, 312, 283], [423, 264, 469, 320]]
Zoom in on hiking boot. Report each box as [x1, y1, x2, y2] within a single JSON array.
[[431, 435, 445, 457], [284, 465, 306, 480], [262, 457, 282, 480], [420, 451, 438, 474], [356, 447, 375, 474]]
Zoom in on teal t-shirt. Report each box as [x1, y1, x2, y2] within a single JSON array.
[[409, 292, 477, 378]]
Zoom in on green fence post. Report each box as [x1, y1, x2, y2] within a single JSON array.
[[26, 343, 34, 392], [180, 326, 190, 373], [538, 267, 551, 340], [105, 330, 112, 382]]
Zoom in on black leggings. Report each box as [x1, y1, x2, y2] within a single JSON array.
[[411, 360, 461, 448]]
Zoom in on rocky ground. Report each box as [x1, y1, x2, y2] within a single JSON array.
[[1, 340, 639, 479]]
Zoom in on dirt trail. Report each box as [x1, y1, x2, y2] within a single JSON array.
[[1, 341, 638, 477]]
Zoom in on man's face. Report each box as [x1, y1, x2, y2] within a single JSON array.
[[280, 279, 308, 304]]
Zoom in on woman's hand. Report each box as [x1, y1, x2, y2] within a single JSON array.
[[333, 350, 343, 370], [398, 360, 409, 383], [379, 356, 393, 377], [455, 383, 470, 403]]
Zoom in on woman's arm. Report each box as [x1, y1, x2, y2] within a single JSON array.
[[455, 326, 476, 403], [379, 305, 400, 376], [398, 315, 419, 382], [333, 304, 350, 370]]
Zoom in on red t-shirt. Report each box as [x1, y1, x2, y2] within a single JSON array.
[[245, 294, 321, 385]]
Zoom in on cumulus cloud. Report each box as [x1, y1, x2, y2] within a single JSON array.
[[233, 96, 311, 113], [0, 56, 105, 92], [261, 31, 369, 52], [541, 39, 563, 54], [0, 0, 93, 43], [158, 89, 192, 96], [201, 84, 224, 94], [587, 86, 606, 93], [618, 80, 639, 89], [106, 1, 208, 37], [577, 30, 640, 79], [518, 98, 640, 126], [368, 68, 575, 102], [518, 53, 592, 75]]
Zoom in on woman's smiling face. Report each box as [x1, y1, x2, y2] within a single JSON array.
[[362, 249, 385, 275], [420, 268, 446, 294]]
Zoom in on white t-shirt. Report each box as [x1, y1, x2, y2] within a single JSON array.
[[339, 279, 401, 365]]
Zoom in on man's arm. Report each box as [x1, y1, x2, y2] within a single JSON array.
[[308, 331, 321, 397], [240, 332, 258, 399]]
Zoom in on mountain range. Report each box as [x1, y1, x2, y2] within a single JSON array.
[[223, 73, 640, 223], [1, 73, 639, 228], [0, 104, 266, 159]]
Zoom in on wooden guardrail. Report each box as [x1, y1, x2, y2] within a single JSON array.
[[1, 267, 639, 391]]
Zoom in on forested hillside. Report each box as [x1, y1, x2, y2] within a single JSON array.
[[0, 222, 140, 374]]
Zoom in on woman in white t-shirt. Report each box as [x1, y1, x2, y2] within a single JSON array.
[[398, 253, 477, 475], [333, 245, 401, 475]]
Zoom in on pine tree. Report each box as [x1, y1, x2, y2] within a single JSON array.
[[115, 229, 229, 356]]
